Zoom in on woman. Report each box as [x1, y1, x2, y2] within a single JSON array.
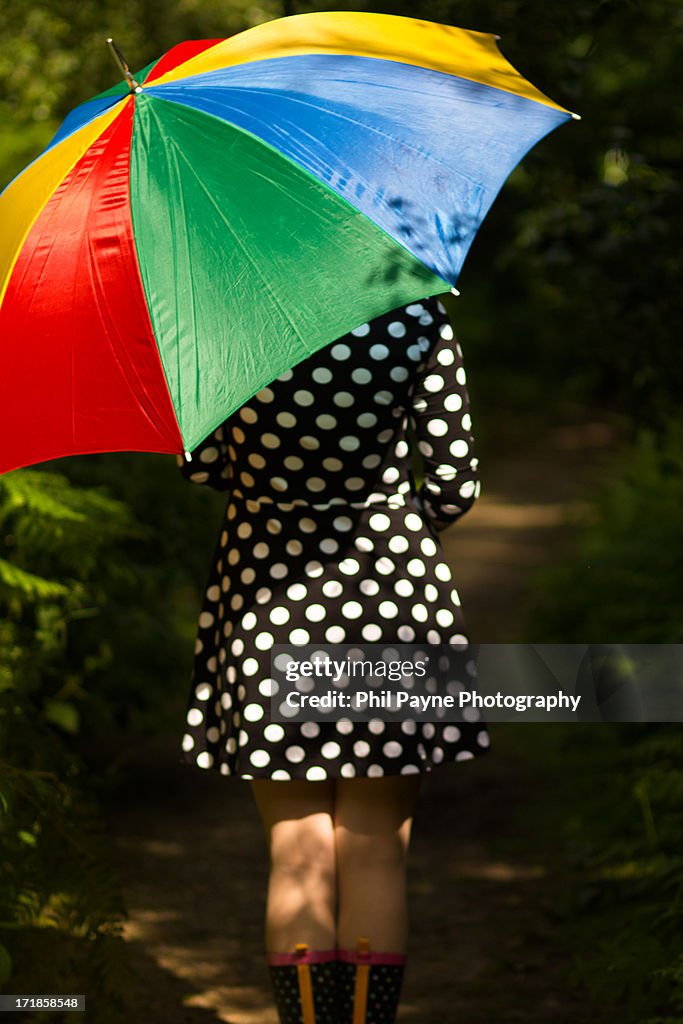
[[176, 295, 489, 1023]]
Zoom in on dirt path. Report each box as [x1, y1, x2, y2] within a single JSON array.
[[102, 413, 623, 1023]]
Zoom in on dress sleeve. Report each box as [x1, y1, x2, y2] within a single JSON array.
[[408, 298, 482, 532], [174, 423, 233, 491]]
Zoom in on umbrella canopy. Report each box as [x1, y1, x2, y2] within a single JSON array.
[[0, 11, 579, 475]]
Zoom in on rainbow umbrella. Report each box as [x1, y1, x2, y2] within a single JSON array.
[[0, 12, 579, 475]]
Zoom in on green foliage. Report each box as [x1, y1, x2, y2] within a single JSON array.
[[563, 727, 683, 1023], [521, 415, 683, 642], [0, 469, 148, 1010]]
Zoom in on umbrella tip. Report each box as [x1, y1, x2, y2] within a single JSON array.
[[571, 112, 582, 121], [450, 287, 461, 297], [184, 450, 193, 462], [106, 36, 143, 94]]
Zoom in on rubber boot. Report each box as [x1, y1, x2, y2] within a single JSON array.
[[337, 937, 406, 1023], [267, 943, 339, 1024]]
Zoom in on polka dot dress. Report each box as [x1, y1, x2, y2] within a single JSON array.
[[177, 296, 490, 779]]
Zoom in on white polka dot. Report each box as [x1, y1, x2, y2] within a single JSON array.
[[357, 580, 378, 597], [255, 386, 275, 402], [362, 623, 382, 641], [340, 558, 360, 575], [270, 563, 288, 579], [424, 374, 445, 392], [331, 343, 351, 359], [344, 477, 365, 491], [355, 536, 374, 552], [244, 703, 264, 722], [378, 600, 399, 618], [261, 432, 280, 449], [427, 419, 448, 437], [270, 606, 290, 625], [407, 558, 426, 577], [388, 320, 407, 338], [394, 578, 414, 597], [333, 516, 353, 531], [405, 513, 423, 531], [340, 435, 360, 451], [444, 393, 463, 412], [436, 608, 454, 627], [450, 440, 469, 458], [250, 749, 270, 768], [299, 435, 320, 450], [352, 367, 372, 384], [187, 708, 203, 727], [375, 556, 395, 574], [357, 412, 377, 428], [316, 414, 337, 429], [321, 741, 341, 759], [351, 323, 370, 337], [196, 752, 214, 769], [290, 628, 310, 644], [305, 604, 326, 622], [322, 580, 343, 598], [294, 389, 314, 406], [354, 740, 370, 757], [313, 367, 332, 384], [305, 477, 326, 492], [277, 411, 297, 428], [342, 601, 363, 619], [306, 766, 328, 780], [333, 391, 355, 407], [326, 625, 346, 642], [370, 343, 389, 360], [383, 741, 403, 757], [369, 512, 391, 532]]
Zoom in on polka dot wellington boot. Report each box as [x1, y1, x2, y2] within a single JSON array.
[[267, 944, 339, 1024], [337, 938, 406, 1023]]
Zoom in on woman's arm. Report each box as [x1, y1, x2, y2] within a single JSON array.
[[175, 423, 233, 490], [408, 298, 481, 532]]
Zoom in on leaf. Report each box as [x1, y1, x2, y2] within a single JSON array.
[[42, 699, 80, 735], [0, 558, 70, 601]]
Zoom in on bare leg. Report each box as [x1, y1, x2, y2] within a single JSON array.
[[334, 774, 423, 952], [251, 778, 337, 953]]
